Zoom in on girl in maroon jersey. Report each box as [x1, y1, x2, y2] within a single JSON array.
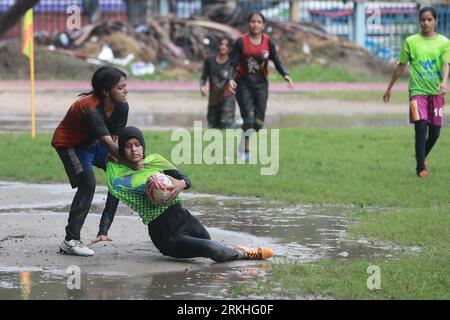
[[227, 12, 293, 160], [52, 66, 129, 256]]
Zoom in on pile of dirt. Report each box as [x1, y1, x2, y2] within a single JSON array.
[[0, 40, 98, 80], [265, 20, 394, 77]]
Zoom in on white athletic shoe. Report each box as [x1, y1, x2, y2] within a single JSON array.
[[59, 239, 94, 256]]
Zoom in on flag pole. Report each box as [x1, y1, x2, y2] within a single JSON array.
[[29, 21, 35, 139], [22, 9, 36, 139]]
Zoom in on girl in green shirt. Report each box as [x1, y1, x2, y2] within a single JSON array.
[[384, 7, 450, 177], [103, 126, 273, 262]]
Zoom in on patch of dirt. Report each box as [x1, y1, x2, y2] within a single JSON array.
[[0, 41, 98, 80]]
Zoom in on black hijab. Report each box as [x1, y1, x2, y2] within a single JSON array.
[[118, 126, 146, 158]]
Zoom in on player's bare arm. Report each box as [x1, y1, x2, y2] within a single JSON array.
[[384, 63, 406, 103]]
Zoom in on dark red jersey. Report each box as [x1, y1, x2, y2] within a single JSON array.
[[228, 33, 289, 82], [51, 94, 128, 148], [236, 34, 271, 78]]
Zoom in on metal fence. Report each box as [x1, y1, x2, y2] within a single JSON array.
[[298, 1, 450, 62], [1, 0, 450, 62], [298, 1, 420, 61]]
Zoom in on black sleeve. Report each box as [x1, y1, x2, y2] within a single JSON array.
[[97, 192, 119, 236], [163, 169, 192, 190], [110, 102, 129, 136], [269, 38, 289, 78], [81, 111, 110, 140], [200, 58, 210, 86], [226, 38, 243, 80]]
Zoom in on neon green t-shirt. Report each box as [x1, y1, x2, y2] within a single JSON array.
[[398, 33, 450, 97], [106, 154, 181, 225]]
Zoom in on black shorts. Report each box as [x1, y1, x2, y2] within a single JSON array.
[[235, 78, 269, 123], [56, 142, 108, 188], [147, 202, 209, 257]]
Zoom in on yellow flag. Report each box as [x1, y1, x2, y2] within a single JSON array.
[[22, 9, 33, 58], [22, 8, 36, 139]]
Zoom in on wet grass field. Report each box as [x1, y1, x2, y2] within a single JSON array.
[[0, 128, 449, 299], [1, 128, 449, 206]]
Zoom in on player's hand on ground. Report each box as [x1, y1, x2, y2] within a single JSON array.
[[88, 235, 113, 246], [439, 83, 448, 95], [200, 86, 207, 97], [164, 176, 186, 204], [383, 90, 391, 103], [285, 75, 294, 90]]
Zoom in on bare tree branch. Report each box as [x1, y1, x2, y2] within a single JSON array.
[[0, 0, 40, 37]]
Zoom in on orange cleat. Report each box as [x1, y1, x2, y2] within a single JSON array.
[[234, 245, 273, 260], [424, 159, 428, 171], [417, 170, 429, 178]]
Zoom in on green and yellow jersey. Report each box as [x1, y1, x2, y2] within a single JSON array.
[[398, 33, 450, 97], [106, 154, 181, 225]]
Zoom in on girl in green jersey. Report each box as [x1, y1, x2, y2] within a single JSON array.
[[384, 7, 450, 177], [103, 126, 274, 262]]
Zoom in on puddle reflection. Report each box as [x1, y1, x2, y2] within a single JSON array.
[[0, 265, 273, 300]]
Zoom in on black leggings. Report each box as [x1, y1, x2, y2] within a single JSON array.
[[207, 98, 236, 129], [236, 78, 268, 132], [173, 234, 239, 263], [148, 203, 240, 263], [65, 170, 119, 241], [65, 170, 96, 241], [414, 120, 441, 173]]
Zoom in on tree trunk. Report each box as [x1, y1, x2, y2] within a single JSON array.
[[0, 0, 40, 37]]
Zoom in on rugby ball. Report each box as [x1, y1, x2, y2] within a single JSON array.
[[146, 173, 175, 205]]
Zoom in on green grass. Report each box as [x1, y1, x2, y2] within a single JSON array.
[[227, 208, 450, 300], [268, 64, 391, 83], [123, 63, 391, 83], [1, 128, 449, 299], [349, 208, 450, 246], [1, 128, 449, 208], [262, 249, 449, 299], [298, 90, 409, 104]]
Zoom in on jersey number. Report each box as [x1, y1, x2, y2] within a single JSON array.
[[434, 107, 443, 117]]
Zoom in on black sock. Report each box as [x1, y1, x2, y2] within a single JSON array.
[[425, 124, 441, 157], [414, 120, 427, 173]]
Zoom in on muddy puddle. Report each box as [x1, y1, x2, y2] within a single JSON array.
[[0, 182, 414, 299], [0, 264, 277, 300], [0, 113, 437, 133]]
